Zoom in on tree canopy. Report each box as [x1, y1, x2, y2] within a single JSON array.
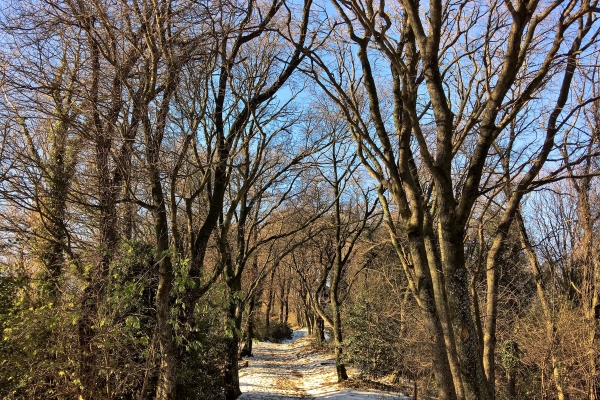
[[0, 0, 599, 399]]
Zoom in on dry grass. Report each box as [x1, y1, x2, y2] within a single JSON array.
[[339, 377, 405, 394], [275, 377, 299, 391]]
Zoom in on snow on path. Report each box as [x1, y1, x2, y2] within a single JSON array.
[[238, 329, 411, 400]]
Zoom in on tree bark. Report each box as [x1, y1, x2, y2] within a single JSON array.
[[284, 282, 291, 324], [242, 295, 256, 357], [265, 267, 276, 334], [152, 172, 177, 400], [279, 276, 286, 323], [223, 306, 243, 400], [314, 315, 325, 343], [223, 269, 243, 400]]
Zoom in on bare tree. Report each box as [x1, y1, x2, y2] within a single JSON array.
[[216, 104, 325, 399], [305, 1, 600, 398], [0, 30, 83, 297], [307, 137, 380, 382]]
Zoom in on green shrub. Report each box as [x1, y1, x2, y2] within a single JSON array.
[[174, 316, 228, 399], [267, 321, 293, 343], [342, 299, 399, 378], [0, 277, 80, 399]]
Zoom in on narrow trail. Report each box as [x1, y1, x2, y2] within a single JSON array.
[[238, 330, 411, 400]]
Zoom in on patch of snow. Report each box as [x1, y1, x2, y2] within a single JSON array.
[[281, 329, 307, 344], [238, 328, 412, 399]]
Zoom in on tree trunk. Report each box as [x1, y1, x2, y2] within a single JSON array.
[[382, 201, 457, 400], [78, 276, 106, 399], [330, 176, 348, 381], [35, 115, 73, 296], [223, 318, 242, 400], [424, 222, 465, 399], [242, 295, 256, 357], [223, 274, 243, 400], [437, 216, 491, 400], [331, 297, 347, 381], [284, 282, 291, 324], [151, 173, 177, 400], [155, 256, 176, 400], [300, 290, 312, 333], [265, 267, 276, 334], [278, 277, 286, 322], [304, 309, 311, 333], [314, 315, 325, 343], [406, 233, 458, 400], [507, 371, 516, 399]]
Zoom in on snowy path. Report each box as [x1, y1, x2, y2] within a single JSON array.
[[238, 329, 411, 400]]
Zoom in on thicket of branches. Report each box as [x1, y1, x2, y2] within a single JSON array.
[[0, 0, 599, 399]]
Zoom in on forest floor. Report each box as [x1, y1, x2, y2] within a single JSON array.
[[238, 329, 412, 400]]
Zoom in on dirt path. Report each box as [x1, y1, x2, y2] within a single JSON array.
[[238, 330, 411, 400]]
